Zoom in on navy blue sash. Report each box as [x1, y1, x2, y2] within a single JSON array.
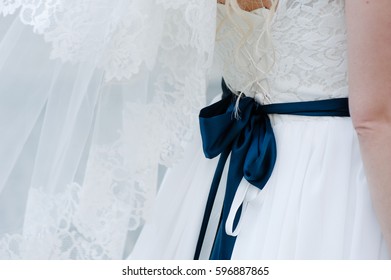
[[194, 81, 350, 260]]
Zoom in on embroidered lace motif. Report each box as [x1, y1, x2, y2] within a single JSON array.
[[0, 0, 215, 259], [215, 4, 274, 102], [214, 0, 348, 104], [268, 0, 348, 103]]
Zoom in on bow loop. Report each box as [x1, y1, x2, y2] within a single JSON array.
[[198, 95, 277, 260], [199, 96, 255, 159], [243, 112, 277, 188], [200, 95, 277, 189]]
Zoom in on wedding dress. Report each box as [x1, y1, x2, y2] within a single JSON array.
[[130, 1, 390, 259]]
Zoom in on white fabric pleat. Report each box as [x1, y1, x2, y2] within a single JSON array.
[[231, 116, 389, 259], [132, 116, 390, 260], [129, 130, 218, 259]]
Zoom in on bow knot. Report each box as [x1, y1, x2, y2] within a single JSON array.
[[194, 86, 350, 260], [200, 95, 277, 190], [197, 95, 276, 260]]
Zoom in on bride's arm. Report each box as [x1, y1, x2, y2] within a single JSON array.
[[346, 0, 391, 254]]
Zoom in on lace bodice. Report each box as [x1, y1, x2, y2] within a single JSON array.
[[215, 4, 274, 103], [216, 0, 348, 104]]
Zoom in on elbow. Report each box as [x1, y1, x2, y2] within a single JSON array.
[[352, 117, 389, 138], [350, 101, 391, 138]]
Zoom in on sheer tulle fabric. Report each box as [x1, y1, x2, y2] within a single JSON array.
[[0, 0, 216, 259]]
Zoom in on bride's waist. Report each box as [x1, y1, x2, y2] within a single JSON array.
[[223, 77, 348, 104], [254, 85, 349, 105]]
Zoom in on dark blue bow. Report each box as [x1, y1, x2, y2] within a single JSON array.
[[194, 83, 350, 260]]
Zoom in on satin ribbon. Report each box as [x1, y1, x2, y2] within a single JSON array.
[[194, 82, 350, 260]]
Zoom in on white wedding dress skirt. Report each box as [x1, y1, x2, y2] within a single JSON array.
[[131, 113, 389, 259], [130, 1, 390, 259]]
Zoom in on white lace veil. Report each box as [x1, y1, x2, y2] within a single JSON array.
[[0, 0, 216, 259]]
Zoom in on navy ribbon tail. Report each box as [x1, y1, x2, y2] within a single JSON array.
[[194, 85, 350, 260]]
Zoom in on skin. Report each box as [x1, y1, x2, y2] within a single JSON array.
[[217, 0, 272, 11], [346, 0, 391, 254]]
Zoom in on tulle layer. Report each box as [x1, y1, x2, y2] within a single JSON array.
[[130, 115, 390, 259], [0, 1, 216, 259]]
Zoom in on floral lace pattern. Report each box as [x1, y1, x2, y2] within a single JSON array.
[[0, 0, 215, 259], [215, 4, 275, 102], [1, 0, 214, 81], [0, 184, 134, 259], [0, 0, 21, 16], [268, 0, 348, 103], [215, 0, 348, 104]]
